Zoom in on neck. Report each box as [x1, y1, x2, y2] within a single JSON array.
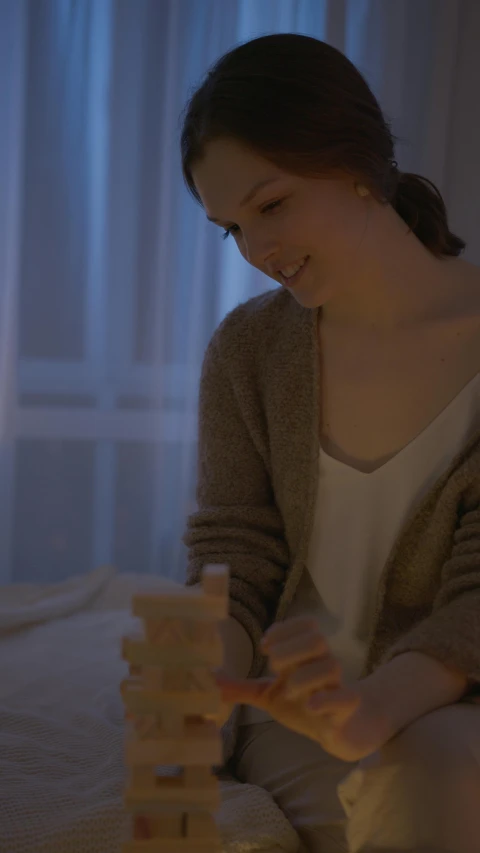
[[321, 204, 459, 333]]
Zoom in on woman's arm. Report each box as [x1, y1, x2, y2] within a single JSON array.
[[210, 615, 255, 728], [359, 650, 469, 740], [219, 614, 254, 679]]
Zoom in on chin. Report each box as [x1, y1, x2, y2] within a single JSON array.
[[288, 287, 328, 310]]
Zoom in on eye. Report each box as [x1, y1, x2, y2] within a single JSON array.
[[221, 198, 285, 241]]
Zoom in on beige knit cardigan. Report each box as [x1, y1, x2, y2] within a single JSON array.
[[183, 287, 480, 768]]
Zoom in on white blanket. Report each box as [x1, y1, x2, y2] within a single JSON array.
[[0, 566, 300, 853]]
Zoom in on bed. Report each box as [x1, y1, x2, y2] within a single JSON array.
[[0, 564, 300, 853]]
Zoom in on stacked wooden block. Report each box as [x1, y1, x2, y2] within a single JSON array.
[[120, 564, 228, 852]]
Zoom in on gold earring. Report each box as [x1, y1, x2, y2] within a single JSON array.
[[355, 183, 369, 197]]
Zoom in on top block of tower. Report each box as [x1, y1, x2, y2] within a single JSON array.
[[131, 564, 229, 623]]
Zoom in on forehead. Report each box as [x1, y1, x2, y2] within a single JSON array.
[[192, 138, 288, 220], [194, 137, 277, 182]]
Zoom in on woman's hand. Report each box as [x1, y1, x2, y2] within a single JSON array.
[[213, 615, 393, 762]]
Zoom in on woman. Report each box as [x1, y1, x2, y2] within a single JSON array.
[[180, 33, 480, 853]]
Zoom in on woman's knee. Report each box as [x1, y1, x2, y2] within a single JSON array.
[[340, 703, 480, 852]]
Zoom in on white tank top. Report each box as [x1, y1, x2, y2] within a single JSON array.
[[240, 371, 480, 725]]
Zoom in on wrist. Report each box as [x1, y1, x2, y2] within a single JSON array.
[[355, 672, 398, 743]]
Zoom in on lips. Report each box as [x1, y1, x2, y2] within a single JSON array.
[[276, 256, 308, 276], [278, 256, 310, 288]]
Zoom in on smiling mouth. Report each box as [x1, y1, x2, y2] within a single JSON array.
[[278, 256, 310, 287]]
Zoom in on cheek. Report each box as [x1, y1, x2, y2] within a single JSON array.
[[312, 204, 364, 255]]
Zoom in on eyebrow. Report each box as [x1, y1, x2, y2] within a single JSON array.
[[206, 177, 282, 224]]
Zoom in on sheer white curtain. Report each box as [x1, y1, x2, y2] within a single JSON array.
[[0, 0, 479, 585]]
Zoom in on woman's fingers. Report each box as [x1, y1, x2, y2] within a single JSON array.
[[267, 631, 329, 674], [283, 657, 342, 699], [262, 617, 332, 679]]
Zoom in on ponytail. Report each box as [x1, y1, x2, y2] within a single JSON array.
[[392, 170, 465, 258]]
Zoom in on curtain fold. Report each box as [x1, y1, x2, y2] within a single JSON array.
[[0, 0, 478, 584], [0, 0, 27, 582]]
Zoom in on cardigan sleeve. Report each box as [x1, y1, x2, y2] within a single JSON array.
[[379, 483, 480, 692], [182, 329, 290, 679]]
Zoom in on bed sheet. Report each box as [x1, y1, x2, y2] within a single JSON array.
[[0, 566, 300, 853]]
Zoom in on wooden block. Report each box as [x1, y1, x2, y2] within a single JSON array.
[[121, 678, 221, 716], [143, 619, 214, 646], [141, 665, 216, 693], [190, 622, 223, 645], [123, 838, 222, 852], [140, 667, 164, 690], [201, 564, 229, 599], [124, 665, 217, 695], [130, 767, 157, 789], [184, 767, 215, 787], [122, 632, 222, 668], [124, 775, 220, 814], [125, 713, 162, 741], [147, 814, 183, 838], [125, 720, 222, 766], [125, 709, 185, 735], [127, 810, 222, 850], [127, 666, 217, 694], [161, 667, 216, 693], [159, 708, 185, 737], [144, 620, 220, 646], [142, 620, 192, 646], [132, 588, 227, 622], [185, 811, 218, 840]]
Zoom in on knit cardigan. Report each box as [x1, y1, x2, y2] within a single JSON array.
[[183, 287, 480, 769]]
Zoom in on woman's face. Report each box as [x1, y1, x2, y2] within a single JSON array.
[[192, 137, 372, 309]]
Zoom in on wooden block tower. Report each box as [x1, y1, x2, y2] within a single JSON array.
[[120, 564, 228, 852]]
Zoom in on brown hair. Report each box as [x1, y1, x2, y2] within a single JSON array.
[[180, 32, 465, 258]]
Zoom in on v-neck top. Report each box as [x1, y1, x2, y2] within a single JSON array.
[[240, 369, 480, 725]]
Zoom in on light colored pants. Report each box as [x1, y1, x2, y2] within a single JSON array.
[[230, 700, 480, 853]]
